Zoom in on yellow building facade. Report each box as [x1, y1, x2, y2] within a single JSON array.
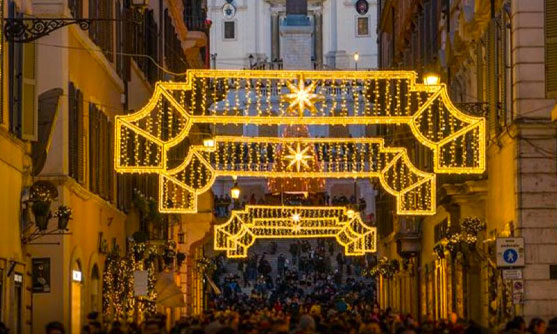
[[377, 0, 557, 327], [0, 0, 209, 332]]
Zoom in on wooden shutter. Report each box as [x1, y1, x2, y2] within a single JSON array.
[[76, 90, 84, 183], [486, 20, 499, 137], [89, 104, 98, 194], [69, 83, 78, 179], [545, 0, 557, 97], [21, 42, 37, 140], [108, 119, 114, 202]]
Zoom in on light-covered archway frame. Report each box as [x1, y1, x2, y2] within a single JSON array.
[[214, 205, 377, 258], [115, 70, 485, 216]]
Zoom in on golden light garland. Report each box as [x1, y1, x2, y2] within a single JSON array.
[[158, 136, 435, 215], [114, 70, 486, 215], [214, 205, 377, 258]]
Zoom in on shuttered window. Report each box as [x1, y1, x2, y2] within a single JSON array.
[[89, 0, 114, 61], [69, 82, 84, 183], [8, 3, 23, 136], [21, 42, 37, 140], [89, 104, 113, 202], [545, 0, 557, 97], [68, 0, 82, 18]]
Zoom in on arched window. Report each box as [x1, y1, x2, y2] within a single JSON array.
[[90, 265, 100, 312]]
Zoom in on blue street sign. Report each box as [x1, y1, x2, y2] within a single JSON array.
[[503, 249, 519, 264]]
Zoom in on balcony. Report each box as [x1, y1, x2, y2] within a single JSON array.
[[396, 218, 421, 258], [184, 15, 210, 33]]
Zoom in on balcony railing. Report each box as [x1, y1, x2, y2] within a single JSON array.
[[455, 102, 490, 117], [184, 15, 210, 32]]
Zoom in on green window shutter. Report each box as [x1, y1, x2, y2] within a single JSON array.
[[545, 0, 557, 97], [21, 42, 37, 140]]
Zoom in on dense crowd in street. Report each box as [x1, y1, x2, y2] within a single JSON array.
[[2, 241, 554, 334], [2, 309, 556, 334]]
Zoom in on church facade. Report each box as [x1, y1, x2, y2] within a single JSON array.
[[207, 0, 378, 70]]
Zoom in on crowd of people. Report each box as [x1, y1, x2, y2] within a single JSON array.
[[5, 310, 557, 334], [7, 239, 556, 334]]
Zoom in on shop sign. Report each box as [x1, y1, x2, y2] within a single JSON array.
[[502, 269, 522, 280], [134, 270, 149, 296], [32, 258, 51, 293]]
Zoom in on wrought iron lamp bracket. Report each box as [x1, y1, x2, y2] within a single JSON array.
[[4, 17, 117, 43], [22, 226, 72, 245]]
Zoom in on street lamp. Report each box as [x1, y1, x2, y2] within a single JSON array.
[[203, 138, 215, 148], [131, 0, 150, 9], [230, 183, 241, 200], [423, 71, 441, 85], [354, 52, 360, 70]]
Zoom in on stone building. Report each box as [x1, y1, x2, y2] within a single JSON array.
[[376, 0, 557, 326], [207, 0, 378, 70], [0, 0, 209, 332]]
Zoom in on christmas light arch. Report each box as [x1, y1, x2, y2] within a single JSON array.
[[115, 69, 486, 216], [214, 205, 377, 258]]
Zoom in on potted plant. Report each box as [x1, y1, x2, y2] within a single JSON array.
[[30, 182, 57, 231], [54, 206, 72, 230]]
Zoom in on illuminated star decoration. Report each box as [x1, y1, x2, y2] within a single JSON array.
[[282, 77, 324, 117], [283, 142, 314, 172]]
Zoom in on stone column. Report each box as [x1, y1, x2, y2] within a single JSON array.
[[314, 10, 323, 68], [271, 11, 280, 61]]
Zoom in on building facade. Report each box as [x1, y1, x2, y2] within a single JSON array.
[[0, 0, 209, 332], [377, 0, 557, 326], [207, 0, 378, 70]]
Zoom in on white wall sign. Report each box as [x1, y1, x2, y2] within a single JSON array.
[[133, 270, 149, 296], [502, 269, 522, 280], [496, 237, 525, 267], [72, 270, 82, 282]]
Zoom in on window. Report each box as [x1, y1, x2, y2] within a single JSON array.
[[115, 0, 130, 82], [130, 9, 159, 84], [89, 0, 114, 61], [69, 82, 84, 183], [545, 0, 557, 97], [224, 21, 236, 40], [68, 0, 82, 18], [8, 2, 37, 140], [89, 104, 113, 201], [164, 9, 189, 75], [356, 17, 369, 37], [0, 269, 3, 321], [14, 273, 22, 334]]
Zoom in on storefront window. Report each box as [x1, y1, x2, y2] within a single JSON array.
[[14, 273, 23, 334], [71, 261, 83, 334]]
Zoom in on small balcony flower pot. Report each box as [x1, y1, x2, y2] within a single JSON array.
[[57, 216, 70, 231]]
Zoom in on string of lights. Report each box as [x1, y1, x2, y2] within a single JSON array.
[[214, 205, 377, 258], [114, 69, 486, 216]]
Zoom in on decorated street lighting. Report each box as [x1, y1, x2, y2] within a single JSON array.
[[203, 138, 215, 148], [423, 71, 441, 85], [230, 183, 241, 200], [354, 52, 360, 70], [132, 0, 150, 9]]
